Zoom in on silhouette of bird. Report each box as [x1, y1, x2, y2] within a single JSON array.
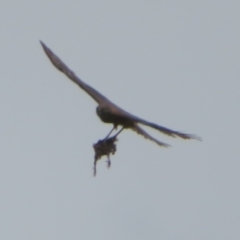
[[40, 41, 200, 147]]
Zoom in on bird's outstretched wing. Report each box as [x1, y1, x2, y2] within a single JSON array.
[[107, 105, 201, 140], [131, 123, 170, 147], [40, 41, 110, 105], [136, 118, 201, 140], [40, 41, 201, 142]]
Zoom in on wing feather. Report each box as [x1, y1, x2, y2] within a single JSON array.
[[40, 41, 110, 105], [131, 123, 170, 147]]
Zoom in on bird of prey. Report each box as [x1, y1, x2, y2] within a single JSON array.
[[40, 41, 200, 147]]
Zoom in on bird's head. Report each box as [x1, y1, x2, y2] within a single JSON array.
[[96, 106, 108, 118], [96, 106, 112, 123], [96, 106, 102, 116], [96, 105, 109, 116]]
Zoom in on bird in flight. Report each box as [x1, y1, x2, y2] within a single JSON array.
[[40, 41, 200, 148]]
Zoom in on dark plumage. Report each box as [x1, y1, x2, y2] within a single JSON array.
[[40, 41, 201, 147]]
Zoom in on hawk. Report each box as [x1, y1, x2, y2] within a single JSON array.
[[40, 41, 200, 148]]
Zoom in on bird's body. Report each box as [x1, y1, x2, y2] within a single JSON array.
[[40, 41, 200, 147], [97, 106, 132, 127]]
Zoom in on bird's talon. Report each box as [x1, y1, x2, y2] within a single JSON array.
[[106, 158, 111, 169]]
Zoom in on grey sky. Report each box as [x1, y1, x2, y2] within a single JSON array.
[[0, 1, 239, 239]]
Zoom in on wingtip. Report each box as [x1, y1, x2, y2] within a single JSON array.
[[39, 40, 47, 50], [185, 133, 202, 141], [161, 142, 171, 148], [194, 135, 202, 141], [39, 41, 54, 61], [175, 132, 202, 141]]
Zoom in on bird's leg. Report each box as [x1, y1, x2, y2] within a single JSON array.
[[112, 126, 124, 138], [104, 126, 116, 140]]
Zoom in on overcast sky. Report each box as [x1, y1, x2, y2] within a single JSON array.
[[0, 1, 240, 240]]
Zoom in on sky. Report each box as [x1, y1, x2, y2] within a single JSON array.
[[0, 1, 240, 239]]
